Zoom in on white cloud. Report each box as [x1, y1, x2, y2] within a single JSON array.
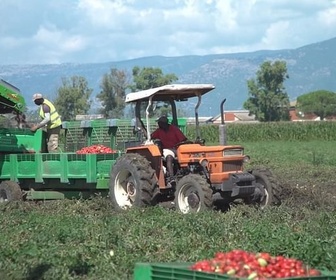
[[262, 21, 291, 49], [0, 0, 335, 64], [34, 26, 86, 52], [318, 4, 336, 26], [214, 0, 238, 31], [78, 0, 130, 28]]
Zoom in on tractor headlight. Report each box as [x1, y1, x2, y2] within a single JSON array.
[[200, 159, 209, 168], [243, 155, 250, 163], [223, 149, 243, 156]]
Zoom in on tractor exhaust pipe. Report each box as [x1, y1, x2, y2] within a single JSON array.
[[219, 98, 227, 145], [194, 94, 201, 141]]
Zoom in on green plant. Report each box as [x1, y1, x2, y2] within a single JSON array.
[[1, 140, 336, 279], [186, 121, 336, 143]]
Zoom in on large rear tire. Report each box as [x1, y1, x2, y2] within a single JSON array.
[[0, 181, 22, 203], [248, 168, 282, 208], [174, 174, 213, 214], [109, 153, 158, 211]]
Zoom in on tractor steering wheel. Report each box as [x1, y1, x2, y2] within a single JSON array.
[[175, 139, 194, 148]]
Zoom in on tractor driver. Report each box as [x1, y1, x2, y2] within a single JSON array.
[[151, 115, 188, 183]]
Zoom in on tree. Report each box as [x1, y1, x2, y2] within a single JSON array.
[[54, 76, 92, 121], [296, 90, 336, 120], [130, 66, 178, 91], [96, 68, 129, 118], [129, 66, 178, 117], [25, 109, 39, 123], [244, 60, 290, 122]]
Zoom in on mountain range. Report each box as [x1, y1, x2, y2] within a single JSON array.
[[1, 37, 336, 117]]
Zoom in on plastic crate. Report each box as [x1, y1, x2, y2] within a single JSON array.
[[62, 119, 119, 152], [0, 128, 45, 153], [175, 118, 187, 134], [62, 118, 188, 152], [89, 119, 118, 148], [62, 121, 90, 152], [116, 119, 139, 145], [134, 263, 229, 280], [133, 263, 336, 280], [115, 118, 188, 147]]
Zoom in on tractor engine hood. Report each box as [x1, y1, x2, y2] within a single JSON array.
[[177, 144, 245, 160]]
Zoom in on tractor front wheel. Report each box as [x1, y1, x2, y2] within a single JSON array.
[[248, 168, 282, 208], [174, 174, 213, 214], [0, 181, 22, 203], [109, 153, 158, 211]]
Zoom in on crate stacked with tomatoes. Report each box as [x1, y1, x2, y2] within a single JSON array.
[[133, 250, 336, 280], [62, 118, 189, 153], [62, 119, 119, 152], [190, 250, 324, 279]]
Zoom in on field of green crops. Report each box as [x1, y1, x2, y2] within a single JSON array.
[[1, 122, 336, 280]]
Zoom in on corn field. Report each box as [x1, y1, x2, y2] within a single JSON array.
[[186, 121, 336, 143]]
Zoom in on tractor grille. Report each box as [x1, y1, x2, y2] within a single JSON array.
[[238, 186, 255, 195], [223, 161, 242, 172]]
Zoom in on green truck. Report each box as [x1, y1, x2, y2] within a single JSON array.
[[0, 79, 26, 114]]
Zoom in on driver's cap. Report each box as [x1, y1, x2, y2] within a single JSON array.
[[156, 115, 168, 123]]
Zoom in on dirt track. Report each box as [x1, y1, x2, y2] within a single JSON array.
[[280, 180, 336, 210]]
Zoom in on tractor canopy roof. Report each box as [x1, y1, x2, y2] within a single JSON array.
[[0, 79, 26, 113], [125, 84, 215, 103]]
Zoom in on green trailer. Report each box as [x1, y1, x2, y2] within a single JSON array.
[[0, 117, 187, 202], [0, 152, 120, 200]]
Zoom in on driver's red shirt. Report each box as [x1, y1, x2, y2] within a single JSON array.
[[151, 125, 186, 149]]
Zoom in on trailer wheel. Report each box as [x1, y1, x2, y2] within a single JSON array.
[[0, 181, 22, 203], [109, 153, 158, 210], [174, 174, 213, 214], [248, 168, 282, 208]]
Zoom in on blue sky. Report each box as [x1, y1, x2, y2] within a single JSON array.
[[1, 0, 336, 65]]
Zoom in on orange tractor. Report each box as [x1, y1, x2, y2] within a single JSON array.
[[109, 84, 282, 213]]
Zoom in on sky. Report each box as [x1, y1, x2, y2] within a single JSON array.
[[1, 0, 336, 65]]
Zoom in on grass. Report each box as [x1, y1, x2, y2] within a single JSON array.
[[242, 140, 336, 167], [1, 140, 336, 279], [243, 140, 336, 190], [1, 201, 335, 279]]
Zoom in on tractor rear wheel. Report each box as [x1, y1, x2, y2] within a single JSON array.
[[0, 181, 22, 203], [109, 153, 158, 211], [248, 168, 282, 208], [174, 174, 213, 214]]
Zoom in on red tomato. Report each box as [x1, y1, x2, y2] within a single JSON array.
[[308, 269, 321, 276], [214, 252, 226, 260], [76, 144, 116, 154]]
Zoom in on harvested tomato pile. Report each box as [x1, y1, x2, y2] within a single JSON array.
[[190, 250, 321, 279], [76, 144, 117, 154]]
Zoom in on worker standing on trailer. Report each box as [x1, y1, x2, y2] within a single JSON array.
[[30, 93, 62, 153], [151, 115, 187, 184]]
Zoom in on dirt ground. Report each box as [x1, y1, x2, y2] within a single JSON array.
[[280, 182, 336, 210]]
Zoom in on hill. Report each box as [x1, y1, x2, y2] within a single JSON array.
[[0, 37, 336, 116]]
